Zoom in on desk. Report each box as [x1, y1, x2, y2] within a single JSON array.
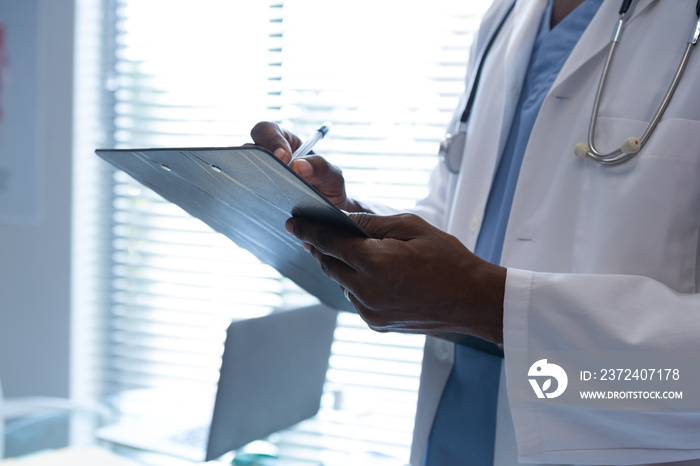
[[0, 403, 271, 465], [2, 412, 282, 465], [0, 446, 140, 465], [1, 397, 407, 466]]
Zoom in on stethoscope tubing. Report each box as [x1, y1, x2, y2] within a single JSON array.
[[441, 0, 700, 172], [584, 4, 700, 165], [438, 0, 517, 174]]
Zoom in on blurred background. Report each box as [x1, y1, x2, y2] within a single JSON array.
[[0, 0, 491, 462]]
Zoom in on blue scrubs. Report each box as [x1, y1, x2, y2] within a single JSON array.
[[422, 0, 603, 464]]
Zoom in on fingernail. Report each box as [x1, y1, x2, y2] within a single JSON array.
[[303, 242, 312, 253], [285, 219, 294, 234]]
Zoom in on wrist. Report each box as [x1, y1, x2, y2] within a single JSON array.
[[482, 264, 506, 344], [462, 259, 506, 344]]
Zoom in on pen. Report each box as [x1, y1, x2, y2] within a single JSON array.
[[289, 123, 332, 165]]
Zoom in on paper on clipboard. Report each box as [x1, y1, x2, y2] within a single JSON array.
[[95, 146, 368, 313]]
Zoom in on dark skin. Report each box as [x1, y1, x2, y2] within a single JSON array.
[[251, 122, 506, 345], [552, 0, 587, 28], [250, 0, 585, 345], [286, 213, 506, 343]]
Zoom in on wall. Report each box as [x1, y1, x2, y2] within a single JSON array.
[[0, 0, 74, 398]]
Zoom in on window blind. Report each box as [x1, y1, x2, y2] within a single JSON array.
[[95, 0, 492, 462]]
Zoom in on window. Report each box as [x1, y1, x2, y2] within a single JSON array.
[[75, 0, 492, 462]]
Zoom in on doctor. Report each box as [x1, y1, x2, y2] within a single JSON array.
[[252, 0, 700, 464]]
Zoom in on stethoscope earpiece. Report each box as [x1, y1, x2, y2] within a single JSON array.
[[621, 136, 641, 154], [575, 136, 640, 160], [574, 143, 590, 159]]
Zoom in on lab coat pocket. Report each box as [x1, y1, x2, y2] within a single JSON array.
[[576, 117, 700, 293]]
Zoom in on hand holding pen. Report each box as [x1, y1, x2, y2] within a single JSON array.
[[250, 121, 364, 213]]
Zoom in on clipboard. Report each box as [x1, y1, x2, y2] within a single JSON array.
[[96, 146, 368, 313]]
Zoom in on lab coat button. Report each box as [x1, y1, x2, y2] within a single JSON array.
[[469, 213, 482, 232], [435, 340, 452, 362]]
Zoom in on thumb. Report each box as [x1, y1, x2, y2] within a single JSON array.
[[348, 213, 430, 241], [250, 121, 298, 163]]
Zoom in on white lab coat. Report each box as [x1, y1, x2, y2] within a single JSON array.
[[408, 0, 700, 464]]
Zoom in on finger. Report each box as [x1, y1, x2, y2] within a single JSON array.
[[339, 287, 380, 323], [292, 155, 346, 193], [310, 251, 379, 321], [293, 155, 336, 182], [286, 217, 367, 267], [250, 121, 300, 164], [347, 212, 432, 240], [344, 290, 368, 317], [307, 245, 360, 290], [289, 158, 314, 179]]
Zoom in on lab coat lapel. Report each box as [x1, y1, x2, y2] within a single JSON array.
[[446, 0, 546, 248], [550, 0, 656, 93], [499, 0, 549, 160]]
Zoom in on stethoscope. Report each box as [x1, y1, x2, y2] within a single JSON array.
[[439, 0, 700, 173]]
